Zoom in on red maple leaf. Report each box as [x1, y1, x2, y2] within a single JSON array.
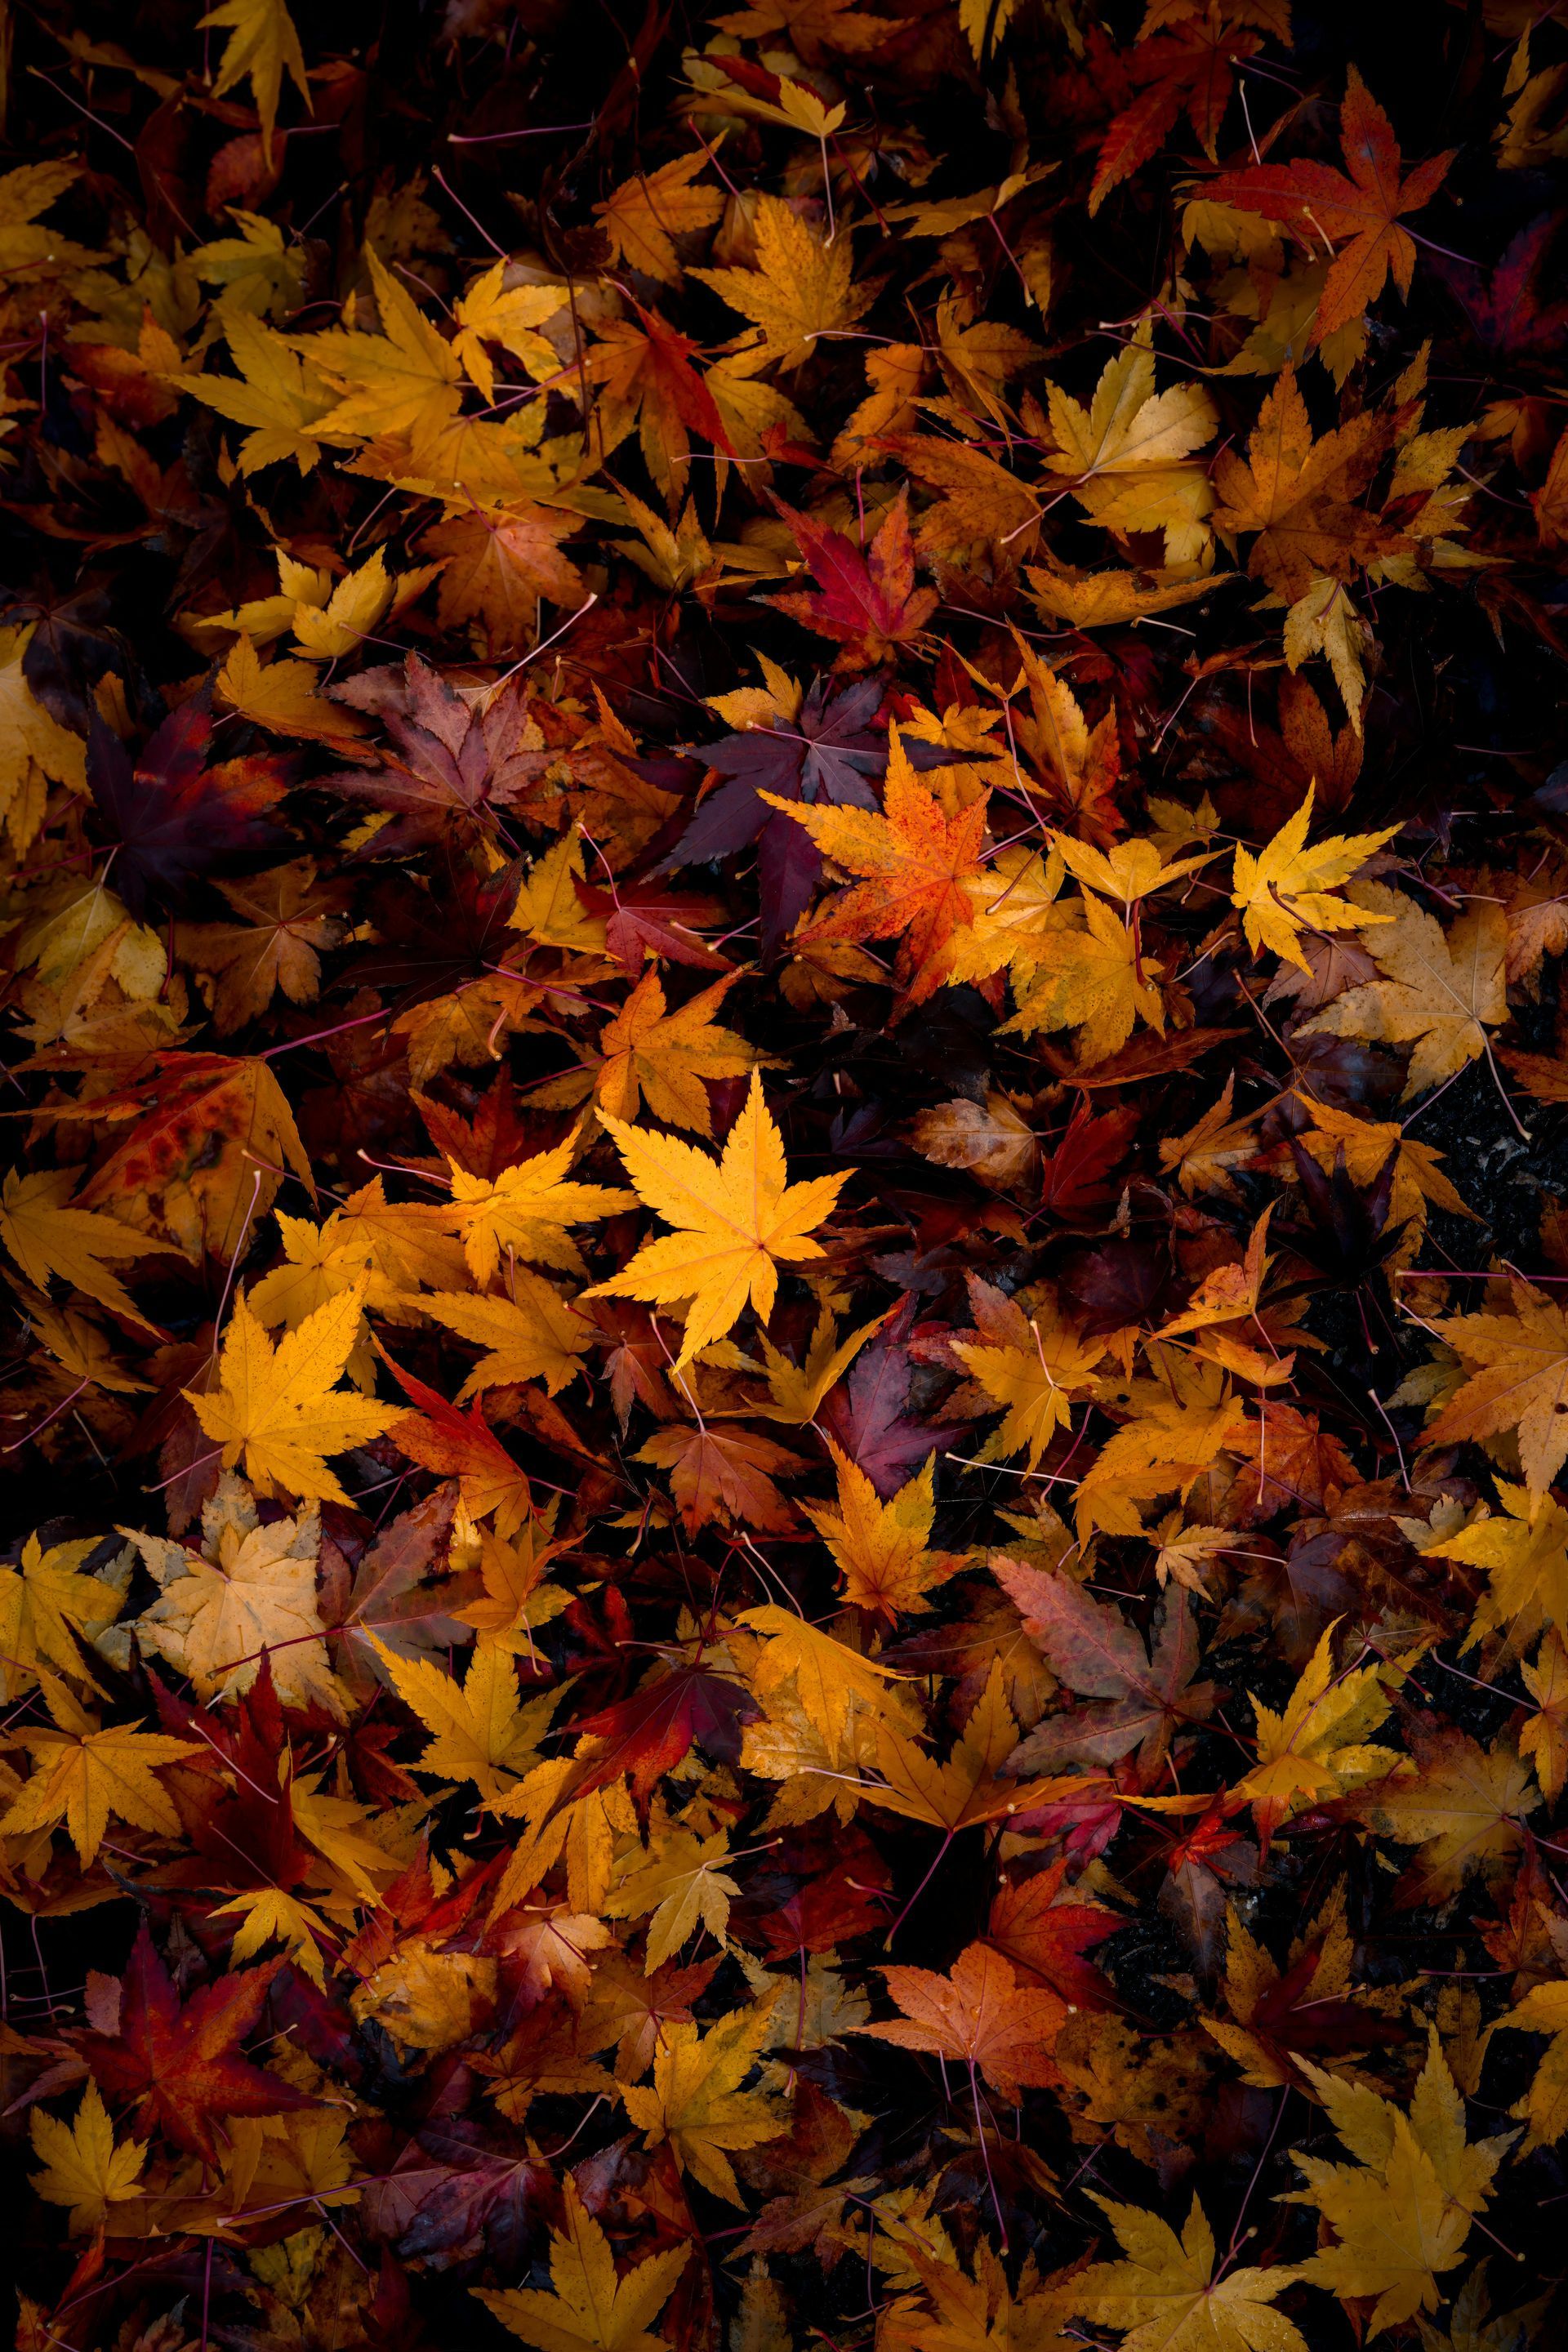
[[768, 491, 939, 671], [74, 1923, 318, 2161], [1207, 67, 1455, 339]]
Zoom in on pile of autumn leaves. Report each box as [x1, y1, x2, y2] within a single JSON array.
[[7, 0, 1568, 2348]]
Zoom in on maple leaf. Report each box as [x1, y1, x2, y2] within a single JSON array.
[[74, 1922, 316, 2162], [87, 694, 291, 917], [297, 248, 464, 441], [0, 1164, 184, 1331], [1425, 1281, 1568, 1504], [443, 1134, 636, 1286], [1227, 1621, 1398, 1844], [1352, 1724, 1539, 1907], [664, 674, 889, 957], [604, 1820, 742, 1971], [47, 1045, 316, 1265], [476, 2177, 689, 2352], [200, 0, 310, 163], [421, 1276, 592, 1400], [0, 623, 87, 857], [1298, 884, 1507, 1098], [768, 492, 939, 670], [373, 1633, 555, 1800], [451, 264, 563, 401], [638, 1419, 807, 1535], [127, 1479, 345, 1713], [587, 1071, 849, 1365], [803, 1441, 960, 1619], [182, 310, 341, 475], [582, 305, 733, 505], [176, 858, 347, 1033], [1064, 2193, 1307, 2352], [1422, 1480, 1568, 1654], [951, 1277, 1107, 1469], [585, 969, 764, 1134], [1089, 19, 1263, 213], [0, 1531, 126, 1701], [327, 655, 551, 853], [621, 1997, 785, 2200], [1209, 68, 1455, 341], [996, 1561, 1214, 1778], [693, 192, 871, 368], [0, 1671, 198, 1866], [1231, 786, 1400, 971], [423, 505, 587, 658], [29, 2080, 147, 2237], [984, 1860, 1117, 2009], [595, 150, 724, 286], [1284, 2031, 1508, 2334], [1210, 368, 1385, 602], [188, 1279, 400, 1504], [381, 1353, 536, 1539], [1044, 336, 1219, 563], [552, 1657, 761, 1811], [858, 1940, 1068, 2100], [767, 728, 990, 1009], [866, 1655, 1085, 1832]]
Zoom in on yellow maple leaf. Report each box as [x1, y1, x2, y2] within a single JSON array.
[[1, 1164, 184, 1331], [1231, 786, 1401, 971], [1423, 1480, 1568, 1653], [589, 970, 765, 1134], [370, 1633, 557, 1801], [866, 1657, 1083, 1833], [1229, 1622, 1400, 1843], [620, 1998, 784, 2201], [595, 151, 724, 287], [475, 2178, 689, 2352], [452, 263, 564, 403], [0, 1672, 198, 1865], [187, 1279, 400, 1505], [1352, 1728, 1539, 1904], [0, 626, 87, 858], [1002, 889, 1166, 1065], [693, 192, 871, 368], [509, 827, 611, 956], [444, 1136, 636, 1287], [1044, 336, 1218, 564], [29, 2082, 146, 2237], [1425, 1280, 1568, 1503], [211, 1885, 333, 1988], [749, 1301, 889, 1423], [604, 1818, 741, 1971], [125, 1477, 345, 1715], [300, 249, 464, 442], [419, 1276, 592, 1399], [1522, 1627, 1568, 1806], [739, 1603, 907, 1749], [181, 311, 340, 475], [1063, 2193, 1307, 2352], [586, 1071, 849, 1366], [1285, 2032, 1509, 2334], [952, 1277, 1106, 1469], [216, 635, 371, 746], [803, 1441, 960, 1619], [0, 1532, 127, 1703], [1298, 884, 1507, 1098], [199, 0, 310, 163]]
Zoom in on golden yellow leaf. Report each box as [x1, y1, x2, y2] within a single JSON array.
[[29, 2082, 146, 2236], [475, 2179, 689, 2352], [595, 152, 724, 287], [0, 1672, 198, 1866], [187, 1279, 400, 1504], [694, 193, 871, 368], [1231, 786, 1400, 971], [586, 1071, 849, 1366], [1298, 884, 1507, 1098]]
